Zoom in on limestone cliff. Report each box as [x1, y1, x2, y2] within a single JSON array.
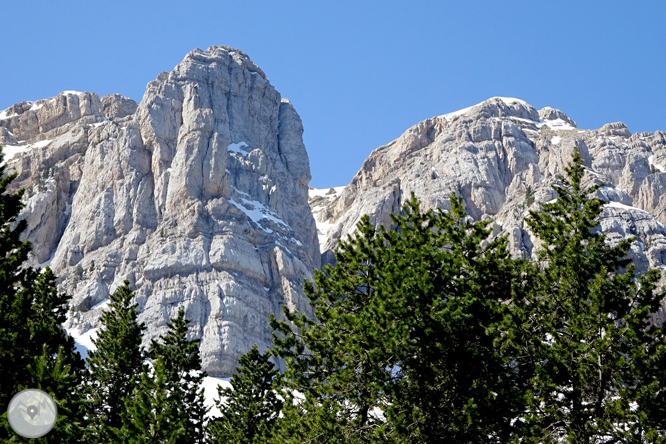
[[0, 46, 319, 376], [310, 97, 666, 323]]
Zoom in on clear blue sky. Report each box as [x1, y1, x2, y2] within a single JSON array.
[[2, 1, 665, 188]]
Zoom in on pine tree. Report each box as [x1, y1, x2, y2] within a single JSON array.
[[86, 280, 146, 442], [209, 344, 283, 444], [2, 345, 88, 443], [0, 145, 87, 441], [0, 144, 41, 410], [148, 307, 208, 443], [120, 307, 208, 443], [505, 147, 666, 442], [271, 194, 524, 443], [116, 358, 188, 444]]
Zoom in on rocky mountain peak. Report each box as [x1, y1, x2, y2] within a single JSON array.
[[311, 97, 666, 323], [4, 46, 319, 376]]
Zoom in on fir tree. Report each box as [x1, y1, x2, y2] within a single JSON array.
[[86, 280, 145, 442], [271, 194, 524, 443], [505, 147, 666, 442], [209, 344, 283, 444]]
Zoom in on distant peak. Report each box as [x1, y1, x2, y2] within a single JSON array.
[[440, 97, 539, 123]]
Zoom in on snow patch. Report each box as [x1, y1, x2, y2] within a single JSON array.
[[90, 298, 110, 311], [551, 136, 562, 145], [1, 145, 31, 161], [61, 90, 83, 96], [309, 186, 345, 199], [227, 142, 250, 156], [0, 110, 18, 120], [648, 154, 665, 173], [32, 139, 52, 148], [66, 327, 99, 360], [538, 118, 577, 131], [202, 376, 232, 418], [605, 201, 651, 214], [229, 198, 290, 232]]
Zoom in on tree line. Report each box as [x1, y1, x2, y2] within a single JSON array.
[[1, 147, 665, 443]]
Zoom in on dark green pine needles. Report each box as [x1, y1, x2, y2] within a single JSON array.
[[504, 147, 666, 442], [271, 192, 525, 443], [209, 344, 283, 444], [86, 281, 146, 443]]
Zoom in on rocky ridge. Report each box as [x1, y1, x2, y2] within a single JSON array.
[[310, 97, 666, 322], [1, 46, 319, 376]]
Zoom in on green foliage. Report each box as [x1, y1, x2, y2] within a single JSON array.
[[271, 193, 524, 443], [3, 345, 88, 443], [209, 344, 283, 444], [116, 358, 188, 444], [504, 147, 666, 442], [0, 145, 86, 441], [146, 307, 208, 443], [86, 281, 146, 443], [525, 184, 535, 207]]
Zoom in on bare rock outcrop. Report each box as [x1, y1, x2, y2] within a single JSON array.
[[310, 97, 666, 322], [2, 46, 319, 376]]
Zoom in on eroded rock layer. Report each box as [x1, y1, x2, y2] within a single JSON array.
[[310, 97, 666, 323], [1, 46, 319, 376]]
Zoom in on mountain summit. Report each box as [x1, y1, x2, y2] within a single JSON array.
[[0, 46, 319, 377], [310, 97, 666, 322]]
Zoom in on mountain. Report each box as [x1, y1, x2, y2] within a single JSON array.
[[4, 49, 666, 377], [0, 46, 319, 377], [310, 97, 666, 323]]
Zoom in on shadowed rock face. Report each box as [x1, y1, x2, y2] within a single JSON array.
[[310, 97, 666, 324], [2, 46, 319, 376]]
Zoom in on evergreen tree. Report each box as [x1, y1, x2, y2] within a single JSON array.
[[2, 345, 88, 443], [86, 280, 145, 442], [209, 344, 283, 444], [0, 145, 86, 441], [0, 144, 41, 410], [271, 194, 524, 443], [120, 307, 208, 444], [115, 358, 188, 444], [505, 147, 666, 442]]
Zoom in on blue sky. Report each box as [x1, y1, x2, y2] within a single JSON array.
[[2, 1, 665, 188]]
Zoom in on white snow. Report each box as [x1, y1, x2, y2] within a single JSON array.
[[496, 97, 529, 106], [538, 118, 577, 131], [29, 102, 44, 112], [227, 141, 250, 156], [551, 136, 562, 145], [648, 154, 665, 172], [440, 97, 529, 122], [605, 201, 651, 214], [90, 298, 110, 311], [308, 186, 344, 199], [274, 240, 293, 256], [61, 90, 83, 96], [1, 145, 31, 161], [39, 250, 56, 269], [66, 327, 99, 360], [202, 376, 232, 417], [32, 139, 52, 148], [229, 198, 290, 231], [0, 110, 18, 120]]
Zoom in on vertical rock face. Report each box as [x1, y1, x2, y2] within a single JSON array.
[[311, 97, 666, 323], [3, 46, 319, 376]]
